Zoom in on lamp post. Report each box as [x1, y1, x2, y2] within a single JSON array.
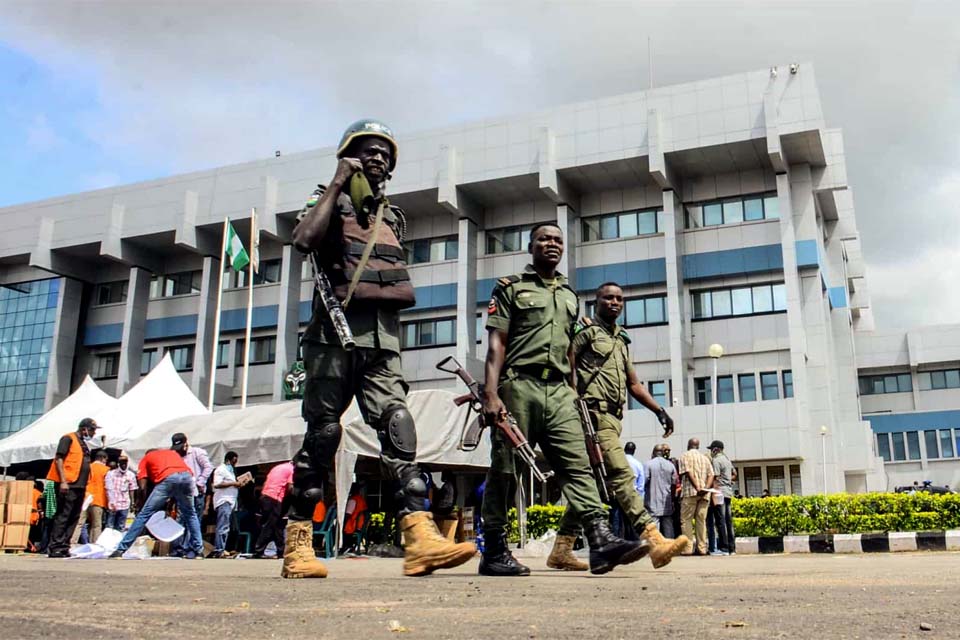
[[708, 343, 724, 441], [820, 425, 828, 495]]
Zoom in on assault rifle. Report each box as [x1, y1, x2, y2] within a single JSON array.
[[574, 398, 610, 502], [308, 253, 355, 351], [436, 355, 554, 483]]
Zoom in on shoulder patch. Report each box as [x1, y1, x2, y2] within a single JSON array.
[[574, 317, 593, 334], [617, 332, 632, 346], [304, 184, 327, 208], [497, 274, 521, 287]]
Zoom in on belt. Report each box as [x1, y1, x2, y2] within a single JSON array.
[[584, 398, 623, 420], [507, 365, 566, 384]]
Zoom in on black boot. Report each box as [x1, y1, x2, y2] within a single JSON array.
[[585, 516, 649, 575], [479, 530, 530, 577]]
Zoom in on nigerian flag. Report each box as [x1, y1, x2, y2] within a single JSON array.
[[225, 220, 250, 271]]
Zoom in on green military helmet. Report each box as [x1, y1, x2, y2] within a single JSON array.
[[337, 119, 399, 170]]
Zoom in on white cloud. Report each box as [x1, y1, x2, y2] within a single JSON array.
[[25, 113, 62, 152], [80, 170, 121, 191]]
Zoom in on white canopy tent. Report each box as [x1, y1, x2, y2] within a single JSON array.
[[117, 389, 490, 531], [95, 353, 209, 448], [0, 375, 118, 467]]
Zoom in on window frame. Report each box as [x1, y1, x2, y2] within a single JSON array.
[[403, 234, 459, 265], [684, 191, 779, 229], [584, 294, 668, 328], [738, 373, 757, 402], [580, 208, 662, 243], [93, 352, 120, 380], [485, 224, 536, 255], [167, 344, 195, 372], [400, 316, 458, 350], [759, 371, 780, 401], [691, 283, 787, 321], [694, 376, 712, 405]]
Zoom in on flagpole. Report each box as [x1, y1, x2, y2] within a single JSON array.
[[240, 208, 256, 409], [208, 218, 229, 411]]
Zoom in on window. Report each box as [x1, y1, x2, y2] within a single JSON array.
[[760, 372, 779, 400], [151, 271, 202, 298], [744, 466, 762, 497], [236, 336, 277, 365], [301, 260, 312, 281], [717, 375, 734, 404], [403, 235, 458, 264], [924, 430, 939, 459], [891, 432, 907, 461], [906, 431, 921, 460], [767, 466, 786, 496], [940, 430, 955, 458], [141, 349, 160, 375], [217, 341, 230, 368], [876, 433, 891, 462], [95, 281, 127, 305], [692, 283, 787, 320], [738, 374, 757, 402], [581, 209, 661, 242], [917, 368, 960, 391], [585, 295, 667, 327], [789, 464, 802, 495], [400, 317, 456, 349], [685, 192, 779, 229], [649, 381, 668, 407], [168, 345, 194, 372], [859, 373, 912, 395], [486, 224, 535, 255], [224, 259, 282, 289], [694, 377, 712, 405], [93, 352, 120, 379], [782, 370, 793, 398]]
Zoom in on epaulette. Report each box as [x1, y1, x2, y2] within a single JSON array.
[[574, 317, 593, 334], [497, 274, 522, 288], [303, 184, 327, 209], [617, 331, 632, 346]]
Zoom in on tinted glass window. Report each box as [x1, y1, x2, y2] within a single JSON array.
[[711, 290, 732, 317], [722, 199, 743, 224], [753, 285, 773, 313], [906, 431, 921, 460], [940, 430, 955, 458], [738, 374, 756, 401], [600, 216, 618, 240], [925, 430, 939, 459], [743, 197, 764, 221], [732, 288, 752, 315], [782, 370, 793, 398], [618, 212, 638, 237], [772, 284, 787, 311], [760, 372, 779, 400], [717, 375, 734, 403], [891, 432, 906, 461], [763, 195, 780, 219], [645, 297, 665, 324], [703, 203, 723, 226], [876, 433, 891, 461], [638, 211, 657, 234], [946, 370, 960, 388]]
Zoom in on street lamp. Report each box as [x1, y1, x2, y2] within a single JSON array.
[[820, 425, 828, 495], [709, 344, 724, 441]]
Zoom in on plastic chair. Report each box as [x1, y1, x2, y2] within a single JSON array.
[[342, 510, 370, 555], [231, 510, 252, 554], [312, 507, 338, 558]]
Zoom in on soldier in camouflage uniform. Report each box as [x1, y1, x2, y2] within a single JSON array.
[[288, 120, 476, 579], [547, 282, 689, 570], [480, 223, 648, 576]]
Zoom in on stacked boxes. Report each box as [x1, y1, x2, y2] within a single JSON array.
[[1, 480, 34, 550]]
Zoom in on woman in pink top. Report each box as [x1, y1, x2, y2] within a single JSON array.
[[253, 461, 294, 558]]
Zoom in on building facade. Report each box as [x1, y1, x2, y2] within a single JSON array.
[[2, 63, 955, 492]]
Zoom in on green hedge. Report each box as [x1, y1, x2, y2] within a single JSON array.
[[732, 493, 960, 536], [365, 493, 960, 541]]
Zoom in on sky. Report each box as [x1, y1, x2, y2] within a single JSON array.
[[0, 0, 958, 330]]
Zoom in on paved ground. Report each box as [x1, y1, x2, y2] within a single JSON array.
[[1, 551, 957, 639]]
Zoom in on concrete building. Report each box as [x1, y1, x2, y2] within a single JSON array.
[[1, 62, 955, 493]]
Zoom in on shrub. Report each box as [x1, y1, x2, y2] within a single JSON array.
[[730, 493, 960, 536]]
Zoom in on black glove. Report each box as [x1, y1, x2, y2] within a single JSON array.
[[657, 407, 674, 437]]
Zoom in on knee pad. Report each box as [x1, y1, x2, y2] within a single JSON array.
[[379, 406, 417, 461], [402, 475, 427, 500], [303, 422, 342, 467]]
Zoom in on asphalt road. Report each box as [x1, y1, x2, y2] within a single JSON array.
[[1, 551, 957, 639]]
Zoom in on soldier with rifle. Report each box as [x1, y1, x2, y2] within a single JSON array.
[[287, 119, 476, 579], [480, 222, 648, 576], [548, 282, 689, 571]]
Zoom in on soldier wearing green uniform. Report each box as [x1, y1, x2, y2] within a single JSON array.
[[479, 223, 648, 576], [287, 120, 476, 579], [547, 282, 689, 571]]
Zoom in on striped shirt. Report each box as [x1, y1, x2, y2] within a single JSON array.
[[105, 468, 138, 510], [678, 449, 713, 498]]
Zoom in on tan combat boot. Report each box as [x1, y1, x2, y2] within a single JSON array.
[[400, 511, 477, 576], [281, 520, 328, 579], [641, 523, 689, 569], [546, 534, 589, 571]]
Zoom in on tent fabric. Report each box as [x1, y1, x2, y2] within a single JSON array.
[[0, 375, 118, 467], [95, 353, 209, 448]]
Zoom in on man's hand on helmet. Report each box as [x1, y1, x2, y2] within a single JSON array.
[[332, 157, 363, 188]]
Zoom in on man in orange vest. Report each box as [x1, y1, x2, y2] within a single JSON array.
[[46, 417, 100, 557], [83, 450, 110, 544]]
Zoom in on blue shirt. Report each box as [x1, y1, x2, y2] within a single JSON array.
[[626, 453, 645, 497]]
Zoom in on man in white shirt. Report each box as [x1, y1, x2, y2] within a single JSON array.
[[211, 451, 241, 558], [172, 433, 212, 556]]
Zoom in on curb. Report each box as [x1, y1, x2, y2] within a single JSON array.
[[733, 530, 960, 554]]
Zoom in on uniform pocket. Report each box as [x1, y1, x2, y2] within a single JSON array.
[[513, 293, 546, 329]]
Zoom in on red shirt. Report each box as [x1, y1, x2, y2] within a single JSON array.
[[261, 462, 294, 502], [137, 449, 192, 484]]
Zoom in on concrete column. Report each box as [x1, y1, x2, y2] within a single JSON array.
[[455, 217, 482, 379], [556, 204, 578, 290], [273, 244, 303, 401], [662, 189, 689, 407], [116, 267, 151, 395], [191, 256, 220, 399], [44, 277, 82, 409]]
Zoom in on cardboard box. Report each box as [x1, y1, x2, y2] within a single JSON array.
[[2, 523, 29, 549], [6, 481, 33, 505], [461, 507, 476, 541], [0, 481, 9, 504], [3, 504, 31, 524]]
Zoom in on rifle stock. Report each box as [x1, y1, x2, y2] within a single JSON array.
[[437, 356, 555, 482]]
